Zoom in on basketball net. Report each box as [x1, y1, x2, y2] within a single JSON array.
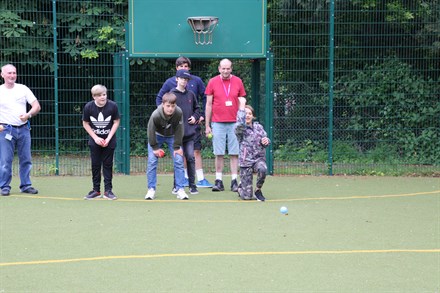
[[187, 17, 219, 45]]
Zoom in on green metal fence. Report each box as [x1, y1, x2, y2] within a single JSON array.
[[1, 0, 439, 177], [269, 0, 440, 176]]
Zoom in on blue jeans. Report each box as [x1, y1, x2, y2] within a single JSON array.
[[147, 134, 185, 190], [0, 124, 33, 192]]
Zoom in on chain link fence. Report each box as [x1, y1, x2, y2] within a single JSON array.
[[1, 1, 439, 176]]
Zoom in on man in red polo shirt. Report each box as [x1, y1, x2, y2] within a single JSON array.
[[205, 59, 246, 192]]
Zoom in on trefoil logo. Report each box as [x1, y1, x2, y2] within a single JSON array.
[[91, 112, 111, 135]]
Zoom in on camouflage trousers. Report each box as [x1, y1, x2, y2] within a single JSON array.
[[237, 160, 267, 200]]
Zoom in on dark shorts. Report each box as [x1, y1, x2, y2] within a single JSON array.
[[194, 125, 202, 151]]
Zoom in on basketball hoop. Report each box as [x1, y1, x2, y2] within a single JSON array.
[[187, 16, 219, 45]]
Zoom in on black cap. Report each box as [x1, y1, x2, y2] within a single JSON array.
[[176, 69, 192, 79]]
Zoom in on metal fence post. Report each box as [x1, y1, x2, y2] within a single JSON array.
[[265, 51, 274, 175], [113, 51, 130, 175], [328, 0, 335, 176], [52, 0, 60, 175]]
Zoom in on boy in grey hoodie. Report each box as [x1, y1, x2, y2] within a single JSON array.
[[145, 92, 189, 200]]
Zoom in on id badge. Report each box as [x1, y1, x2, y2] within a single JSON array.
[[5, 133, 13, 141], [225, 101, 233, 107]]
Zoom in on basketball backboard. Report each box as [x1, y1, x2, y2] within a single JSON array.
[[128, 0, 268, 59]]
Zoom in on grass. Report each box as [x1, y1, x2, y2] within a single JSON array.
[[0, 175, 439, 292], [18, 154, 440, 176]]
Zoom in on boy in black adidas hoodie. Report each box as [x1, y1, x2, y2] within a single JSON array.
[[170, 69, 201, 194]]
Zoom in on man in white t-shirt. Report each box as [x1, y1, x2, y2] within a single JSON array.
[[0, 64, 41, 196]]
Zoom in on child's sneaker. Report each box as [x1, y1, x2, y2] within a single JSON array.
[[84, 190, 101, 200], [230, 179, 239, 192], [104, 190, 117, 200], [145, 188, 155, 200], [196, 179, 213, 188], [171, 187, 178, 195], [189, 185, 199, 195], [212, 179, 224, 192], [254, 189, 266, 202], [176, 188, 189, 200]]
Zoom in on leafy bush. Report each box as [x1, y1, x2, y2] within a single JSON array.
[[334, 57, 440, 164]]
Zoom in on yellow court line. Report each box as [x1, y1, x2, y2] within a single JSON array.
[[1, 249, 439, 267], [274, 190, 440, 202], [11, 189, 440, 203]]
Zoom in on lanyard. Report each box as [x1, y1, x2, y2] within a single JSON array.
[[220, 76, 231, 98]]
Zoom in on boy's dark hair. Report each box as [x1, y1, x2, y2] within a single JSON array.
[[176, 56, 191, 68], [162, 92, 177, 104]]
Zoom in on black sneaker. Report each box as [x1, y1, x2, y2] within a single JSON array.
[[84, 190, 101, 200], [212, 179, 224, 192], [104, 190, 117, 200], [231, 179, 238, 192], [255, 189, 266, 202], [21, 187, 38, 194], [189, 185, 199, 195]]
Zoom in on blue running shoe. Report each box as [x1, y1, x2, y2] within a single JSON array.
[[196, 179, 213, 188]]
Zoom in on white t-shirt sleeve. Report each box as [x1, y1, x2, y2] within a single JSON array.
[[0, 84, 37, 125]]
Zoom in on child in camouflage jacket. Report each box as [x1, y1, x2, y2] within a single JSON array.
[[234, 97, 271, 201]]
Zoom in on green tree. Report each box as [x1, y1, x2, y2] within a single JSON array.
[[0, 1, 127, 66]]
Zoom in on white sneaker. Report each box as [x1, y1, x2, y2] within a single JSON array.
[[176, 188, 189, 200], [171, 187, 178, 195], [145, 188, 155, 200]]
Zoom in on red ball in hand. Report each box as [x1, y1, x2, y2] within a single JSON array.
[[158, 149, 165, 158]]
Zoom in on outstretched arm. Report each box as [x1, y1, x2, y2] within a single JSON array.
[[204, 94, 213, 136]]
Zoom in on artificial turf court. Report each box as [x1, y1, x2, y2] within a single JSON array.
[[0, 175, 439, 292]]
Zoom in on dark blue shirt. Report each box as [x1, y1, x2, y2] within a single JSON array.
[[156, 75, 206, 117], [170, 88, 201, 141]]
